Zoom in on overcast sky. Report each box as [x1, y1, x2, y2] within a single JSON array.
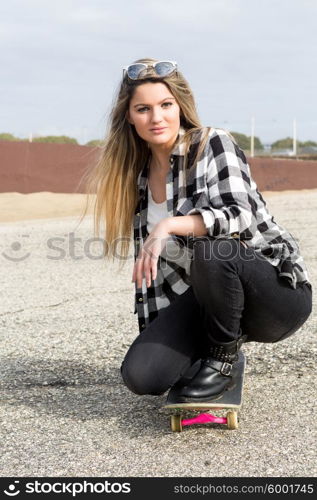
[[1, 0, 316, 144]]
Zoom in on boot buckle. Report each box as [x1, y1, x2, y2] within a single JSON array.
[[220, 362, 232, 376]]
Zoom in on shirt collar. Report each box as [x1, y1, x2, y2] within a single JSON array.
[[170, 125, 187, 156], [137, 126, 187, 194]]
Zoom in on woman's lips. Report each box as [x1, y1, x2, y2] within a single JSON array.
[[150, 127, 166, 134]]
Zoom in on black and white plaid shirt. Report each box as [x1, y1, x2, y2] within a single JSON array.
[[133, 126, 311, 334]]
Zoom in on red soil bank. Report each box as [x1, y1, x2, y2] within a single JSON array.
[[0, 141, 316, 193]]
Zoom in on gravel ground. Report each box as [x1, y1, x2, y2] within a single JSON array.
[[0, 190, 316, 477]]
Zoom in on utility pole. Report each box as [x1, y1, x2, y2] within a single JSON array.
[[250, 116, 255, 157], [293, 118, 297, 156], [82, 126, 88, 145]]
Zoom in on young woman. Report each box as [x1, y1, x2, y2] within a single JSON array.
[[85, 58, 312, 403]]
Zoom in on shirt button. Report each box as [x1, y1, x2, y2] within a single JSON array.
[[169, 157, 174, 164], [141, 323, 145, 328], [138, 297, 143, 302], [136, 212, 140, 216]]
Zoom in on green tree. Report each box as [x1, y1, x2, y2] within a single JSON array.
[[33, 135, 78, 144], [271, 137, 298, 149], [229, 131, 263, 151], [0, 132, 19, 141], [254, 137, 263, 150], [85, 139, 103, 147], [299, 140, 317, 147]]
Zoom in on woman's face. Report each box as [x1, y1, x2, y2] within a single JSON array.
[[126, 82, 181, 149]]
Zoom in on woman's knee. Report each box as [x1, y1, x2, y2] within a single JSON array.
[[120, 362, 144, 395], [243, 284, 312, 344], [120, 350, 168, 396], [271, 285, 312, 343], [120, 359, 143, 395]]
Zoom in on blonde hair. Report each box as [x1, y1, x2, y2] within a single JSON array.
[[81, 57, 212, 269]]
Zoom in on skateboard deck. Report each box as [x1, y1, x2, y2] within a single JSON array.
[[163, 351, 246, 431]]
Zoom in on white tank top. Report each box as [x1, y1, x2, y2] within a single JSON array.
[[147, 186, 192, 273]]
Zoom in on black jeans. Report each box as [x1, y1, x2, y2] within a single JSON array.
[[121, 238, 312, 395]]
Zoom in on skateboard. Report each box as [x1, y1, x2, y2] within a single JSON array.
[[163, 351, 246, 432]]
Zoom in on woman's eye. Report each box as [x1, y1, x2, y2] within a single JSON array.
[[136, 102, 173, 113]]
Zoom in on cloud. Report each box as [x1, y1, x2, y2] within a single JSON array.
[[1, 0, 316, 143]]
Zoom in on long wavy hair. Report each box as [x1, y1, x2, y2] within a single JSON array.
[[81, 57, 213, 269]]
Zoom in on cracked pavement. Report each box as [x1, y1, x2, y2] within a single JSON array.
[[0, 190, 316, 477]]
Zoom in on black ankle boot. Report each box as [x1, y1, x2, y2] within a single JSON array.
[[173, 334, 247, 403]]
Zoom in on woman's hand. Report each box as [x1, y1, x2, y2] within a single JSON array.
[[132, 219, 171, 289]]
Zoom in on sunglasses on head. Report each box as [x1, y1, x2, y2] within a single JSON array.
[[122, 60, 178, 80]]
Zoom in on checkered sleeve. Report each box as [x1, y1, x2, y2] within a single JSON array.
[[188, 129, 258, 240]]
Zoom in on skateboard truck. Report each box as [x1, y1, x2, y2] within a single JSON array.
[[171, 411, 238, 432]]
